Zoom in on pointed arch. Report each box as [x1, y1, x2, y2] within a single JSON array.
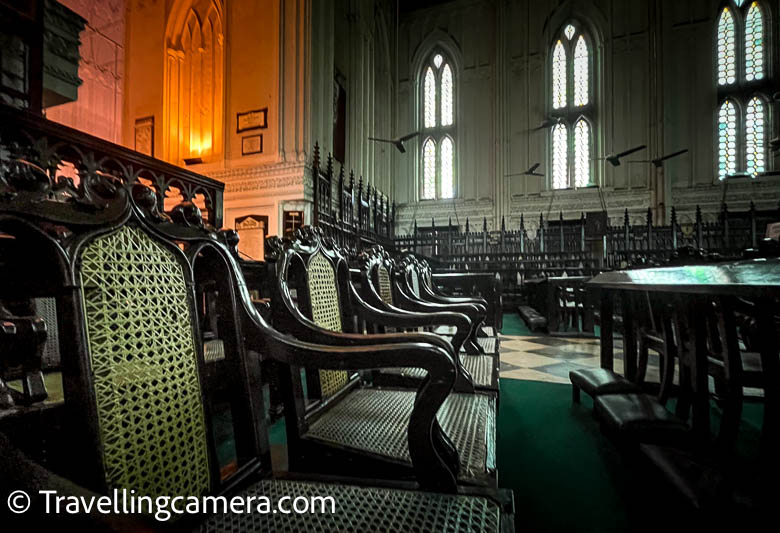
[[573, 119, 591, 187], [745, 96, 766, 175], [424, 67, 436, 128], [717, 7, 737, 86], [744, 2, 765, 81], [573, 36, 589, 106], [440, 136, 454, 199], [441, 64, 453, 127], [422, 138, 437, 200], [552, 40, 567, 109], [417, 41, 459, 200], [717, 99, 738, 179], [164, 0, 224, 164], [552, 123, 569, 190]]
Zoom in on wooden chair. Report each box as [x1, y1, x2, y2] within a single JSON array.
[[0, 176, 512, 530], [393, 255, 498, 357], [593, 294, 692, 446], [354, 247, 498, 392], [639, 295, 780, 511], [415, 257, 502, 337], [265, 227, 498, 488]]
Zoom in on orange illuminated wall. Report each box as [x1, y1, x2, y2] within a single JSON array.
[[164, 0, 224, 164]]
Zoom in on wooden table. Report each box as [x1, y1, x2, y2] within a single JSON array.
[[589, 258, 780, 444]]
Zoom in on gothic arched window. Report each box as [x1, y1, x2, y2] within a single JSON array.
[[420, 51, 456, 199], [549, 22, 595, 189], [716, 1, 771, 179], [164, 0, 224, 165]]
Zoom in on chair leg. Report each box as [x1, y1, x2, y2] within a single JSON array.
[[572, 385, 581, 403]]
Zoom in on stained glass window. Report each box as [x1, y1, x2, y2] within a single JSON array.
[[440, 137, 454, 198], [549, 23, 597, 189], [717, 8, 736, 86], [574, 120, 591, 187], [714, 2, 773, 181], [745, 2, 764, 81], [552, 40, 567, 109], [424, 67, 436, 128], [573, 36, 589, 107], [552, 123, 568, 189], [717, 100, 737, 179], [745, 97, 765, 175], [441, 64, 453, 126], [420, 51, 457, 199], [423, 138, 436, 199]]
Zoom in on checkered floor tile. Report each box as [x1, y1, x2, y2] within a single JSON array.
[[498, 331, 655, 384]]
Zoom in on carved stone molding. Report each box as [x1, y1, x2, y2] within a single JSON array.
[[213, 162, 309, 198], [395, 198, 495, 230]]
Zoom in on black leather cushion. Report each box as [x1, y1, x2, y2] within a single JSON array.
[[594, 393, 689, 443], [569, 367, 640, 397]]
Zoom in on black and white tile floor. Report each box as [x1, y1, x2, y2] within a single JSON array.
[[498, 333, 665, 384]]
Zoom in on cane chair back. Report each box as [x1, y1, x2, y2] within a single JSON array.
[[78, 225, 211, 499], [306, 251, 350, 397], [377, 265, 394, 306]]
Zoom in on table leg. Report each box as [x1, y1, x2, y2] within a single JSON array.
[[600, 289, 614, 371], [623, 292, 637, 382]]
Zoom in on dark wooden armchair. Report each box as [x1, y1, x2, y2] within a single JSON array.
[[0, 172, 511, 529], [393, 255, 498, 357], [354, 247, 498, 391], [265, 227, 497, 488]]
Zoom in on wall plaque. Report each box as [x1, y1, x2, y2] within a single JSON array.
[[242, 134, 263, 155], [237, 108, 267, 132]]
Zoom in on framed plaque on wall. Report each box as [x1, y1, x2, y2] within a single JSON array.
[[241, 134, 263, 155]]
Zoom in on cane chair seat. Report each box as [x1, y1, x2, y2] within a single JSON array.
[[305, 389, 496, 484], [385, 354, 495, 388], [199, 479, 501, 532]]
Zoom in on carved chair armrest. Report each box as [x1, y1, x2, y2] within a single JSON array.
[[394, 280, 486, 325], [0, 431, 160, 532], [421, 281, 488, 316], [241, 312, 461, 492], [423, 278, 490, 309]]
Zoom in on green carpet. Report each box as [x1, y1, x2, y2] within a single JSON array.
[[502, 312, 534, 336], [497, 378, 699, 533]]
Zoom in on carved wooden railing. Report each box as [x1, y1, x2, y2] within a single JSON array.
[[395, 203, 780, 303], [312, 142, 395, 252], [0, 104, 224, 228]]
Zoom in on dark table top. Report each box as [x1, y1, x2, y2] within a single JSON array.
[[588, 258, 780, 297]]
